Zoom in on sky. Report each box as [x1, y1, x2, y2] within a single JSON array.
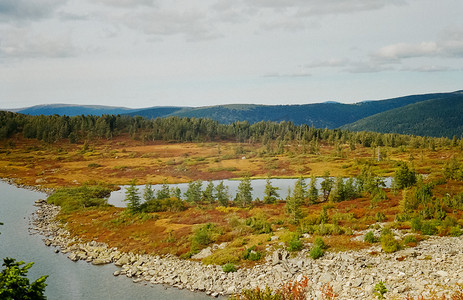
[[1, 0, 463, 109]]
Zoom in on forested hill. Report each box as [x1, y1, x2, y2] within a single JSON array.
[[342, 92, 463, 138], [11, 104, 139, 116], [6, 91, 460, 134], [126, 92, 449, 128]]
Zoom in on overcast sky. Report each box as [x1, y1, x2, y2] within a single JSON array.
[[1, 0, 462, 109]]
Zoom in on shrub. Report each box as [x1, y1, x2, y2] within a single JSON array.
[[421, 220, 438, 235], [373, 280, 387, 300], [47, 185, 111, 213], [403, 235, 417, 246], [364, 231, 377, 243], [450, 226, 462, 237], [222, 263, 237, 273], [410, 217, 422, 232], [245, 217, 272, 234], [380, 234, 400, 253], [242, 245, 262, 261], [375, 212, 386, 222], [313, 237, 328, 250], [309, 245, 324, 259], [140, 197, 186, 213], [191, 223, 222, 251], [288, 237, 303, 252]]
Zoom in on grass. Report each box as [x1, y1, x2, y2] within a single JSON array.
[[3, 134, 463, 272]]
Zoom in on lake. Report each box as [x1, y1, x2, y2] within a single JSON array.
[[108, 177, 392, 207], [0, 181, 210, 300]]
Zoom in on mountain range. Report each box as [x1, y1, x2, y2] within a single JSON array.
[[5, 90, 463, 138]]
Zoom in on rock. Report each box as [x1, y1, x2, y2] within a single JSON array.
[[191, 247, 213, 260], [436, 270, 449, 277]]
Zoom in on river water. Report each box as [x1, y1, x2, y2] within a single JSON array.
[[0, 181, 209, 300]]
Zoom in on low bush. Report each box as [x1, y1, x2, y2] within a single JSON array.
[[403, 235, 417, 246], [191, 223, 222, 251], [288, 236, 303, 252], [309, 245, 324, 259], [140, 197, 186, 213], [202, 248, 241, 265], [222, 263, 237, 273], [421, 220, 438, 235], [245, 217, 272, 234], [242, 245, 262, 261], [364, 231, 377, 243], [450, 226, 462, 237], [313, 237, 328, 250], [47, 185, 111, 213], [380, 233, 400, 253]]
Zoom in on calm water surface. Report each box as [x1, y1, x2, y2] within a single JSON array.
[[0, 181, 210, 300]]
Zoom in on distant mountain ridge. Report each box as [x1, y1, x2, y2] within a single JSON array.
[[10, 104, 140, 116], [342, 92, 463, 138], [5, 90, 462, 137]]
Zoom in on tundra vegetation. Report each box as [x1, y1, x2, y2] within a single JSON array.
[[1, 112, 463, 298]]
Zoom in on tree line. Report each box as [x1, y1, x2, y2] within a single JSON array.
[[0, 111, 460, 150]]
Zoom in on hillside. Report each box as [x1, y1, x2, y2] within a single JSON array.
[[12, 104, 139, 116], [128, 92, 449, 128], [342, 92, 463, 138], [6, 91, 460, 133]]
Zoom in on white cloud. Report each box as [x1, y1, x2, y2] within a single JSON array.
[[305, 58, 349, 69], [374, 42, 439, 61], [0, 28, 76, 59], [93, 0, 157, 7]]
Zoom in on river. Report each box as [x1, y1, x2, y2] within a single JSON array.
[[0, 181, 210, 300]]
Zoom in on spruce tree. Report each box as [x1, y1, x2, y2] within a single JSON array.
[[235, 176, 253, 208], [215, 181, 229, 206], [125, 179, 141, 213], [263, 178, 279, 204]]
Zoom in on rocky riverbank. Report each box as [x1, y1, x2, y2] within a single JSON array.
[[31, 201, 463, 299]]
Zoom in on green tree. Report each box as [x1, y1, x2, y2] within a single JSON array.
[[215, 181, 229, 206], [184, 180, 203, 203], [263, 178, 279, 204], [308, 175, 319, 204], [235, 176, 253, 208], [124, 179, 141, 213], [286, 178, 306, 223], [143, 183, 155, 202], [394, 163, 417, 189], [156, 179, 170, 200], [320, 171, 333, 202], [202, 181, 215, 203], [0, 258, 48, 300]]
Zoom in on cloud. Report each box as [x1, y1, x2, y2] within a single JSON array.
[[401, 65, 455, 73], [374, 39, 463, 62], [0, 0, 65, 22], [374, 42, 439, 61], [305, 58, 349, 69], [93, 0, 157, 7], [0, 28, 76, 59], [119, 8, 221, 41], [263, 72, 312, 78]]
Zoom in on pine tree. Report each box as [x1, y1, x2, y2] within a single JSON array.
[[215, 181, 229, 206], [263, 178, 279, 204], [143, 183, 154, 202], [184, 180, 202, 203], [320, 171, 333, 202], [202, 181, 215, 203], [235, 176, 253, 208], [125, 179, 141, 213], [286, 177, 306, 223], [308, 175, 319, 204], [156, 179, 170, 200]]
